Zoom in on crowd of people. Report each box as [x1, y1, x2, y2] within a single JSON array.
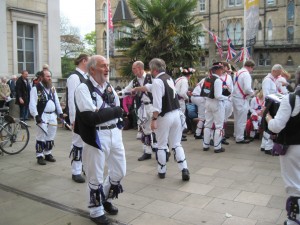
[[3, 56, 300, 225]]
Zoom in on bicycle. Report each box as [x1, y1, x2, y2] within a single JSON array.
[[0, 108, 30, 155]]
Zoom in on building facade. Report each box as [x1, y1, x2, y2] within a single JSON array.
[[95, 0, 300, 81], [0, 0, 61, 79]]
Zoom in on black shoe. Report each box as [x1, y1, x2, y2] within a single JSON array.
[[182, 134, 187, 138], [194, 135, 203, 139], [72, 174, 85, 183], [265, 150, 271, 155], [249, 138, 254, 142], [90, 215, 110, 225], [236, 140, 250, 144], [138, 153, 151, 161], [158, 173, 165, 179], [103, 201, 118, 215], [224, 135, 230, 139], [214, 147, 225, 153], [260, 148, 265, 151], [210, 139, 214, 146], [37, 156, 46, 165], [203, 147, 209, 151], [182, 168, 190, 181], [181, 137, 187, 141], [45, 154, 56, 162], [284, 220, 288, 225], [222, 139, 229, 145]]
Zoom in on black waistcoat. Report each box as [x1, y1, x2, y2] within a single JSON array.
[[133, 74, 153, 109], [200, 75, 217, 99], [36, 83, 56, 117]]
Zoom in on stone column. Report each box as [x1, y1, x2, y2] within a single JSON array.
[[0, 0, 8, 75]]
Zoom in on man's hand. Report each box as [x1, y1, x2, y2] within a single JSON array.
[[35, 115, 42, 124], [151, 120, 157, 130], [19, 97, 24, 104], [59, 113, 64, 119]]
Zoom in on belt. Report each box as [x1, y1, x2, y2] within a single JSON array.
[[96, 124, 116, 130], [143, 102, 151, 105], [44, 111, 55, 114]]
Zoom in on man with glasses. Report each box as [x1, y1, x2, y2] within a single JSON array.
[[232, 60, 255, 144]]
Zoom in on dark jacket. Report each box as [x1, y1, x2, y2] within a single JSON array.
[[15, 76, 31, 105], [7, 79, 16, 98]]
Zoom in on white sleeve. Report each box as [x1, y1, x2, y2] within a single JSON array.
[[122, 80, 134, 94], [54, 89, 63, 115], [152, 79, 164, 113], [249, 98, 257, 114], [75, 84, 97, 112], [29, 87, 38, 117], [67, 74, 81, 123], [244, 74, 254, 96]]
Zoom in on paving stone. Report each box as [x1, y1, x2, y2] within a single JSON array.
[[204, 198, 254, 218], [208, 177, 235, 188], [221, 216, 257, 225], [256, 183, 286, 197], [179, 182, 214, 195], [234, 191, 271, 206], [253, 174, 276, 185], [130, 212, 187, 225], [141, 199, 183, 217], [248, 205, 283, 223], [207, 187, 241, 200], [195, 167, 220, 176], [178, 194, 213, 209]]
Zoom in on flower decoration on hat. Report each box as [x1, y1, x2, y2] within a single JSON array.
[[180, 67, 196, 75]]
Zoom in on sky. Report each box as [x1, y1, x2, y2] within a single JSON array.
[[60, 0, 95, 37]]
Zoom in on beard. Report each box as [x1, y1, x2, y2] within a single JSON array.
[[42, 79, 52, 89]]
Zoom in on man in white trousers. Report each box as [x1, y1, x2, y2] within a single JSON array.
[[66, 54, 89, 183], [201, 62, 228, 153], [29, 70, 63, 165], [232, 60, 255, 144], [133, 58, 190, 181], [261, 64, 282, 154], [122, 61, 155, 161], [74, 55, 125, 225]]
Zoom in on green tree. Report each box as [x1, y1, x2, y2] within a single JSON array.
[[84, 31, 96, 54], [116, 0, 204, 78]]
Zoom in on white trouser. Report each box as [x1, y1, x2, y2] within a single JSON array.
[[71, 132, 83, 175], [155, 110, 188, 174], [232, 97, 249, 142], [138, 103, 154, 154], [224, 99, 233, 121], [36, 112, 57, 157], [261, 131, 274, 151], [179, 99, 186, 114], [280, 145, 300, 225], [191, 96, 205, 136], [82, 127, 126, 218], [203, 99, 225, 150]]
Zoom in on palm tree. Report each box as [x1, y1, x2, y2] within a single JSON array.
[[116, 0, 204, 77]]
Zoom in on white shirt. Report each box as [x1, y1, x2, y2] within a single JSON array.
[[175, 76, 189, 100], [29, 83, 62, 117], [220, 72, 233, 95], [262, 73, 278, 98], [275, 75, 289, 95], [192, 78, 205, 96], [75, 76, 120, 126], [67, 68, 88, 123], [123, 72, 151, 103], [249, 96, 264, 115], [232, 68, 254, 99], [268, 89, 300, 134]]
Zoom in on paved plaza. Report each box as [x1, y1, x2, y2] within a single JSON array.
[[0, 120, 287, 225]]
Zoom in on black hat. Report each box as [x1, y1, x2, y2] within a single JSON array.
[[210, 62, 224, 70]]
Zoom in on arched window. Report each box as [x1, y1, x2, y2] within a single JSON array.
[[199, 0, 206, 12], [258, 21, 263, 41], [267, 19, 272, 41], [103, 31, 107, 51], [227, 20, 242, 45], [287, 26, 294, 42], [287, 0, 295, 21], [287, 56, 293, 66], [102, 3, 107, 22], [258, 53, 264, 66]]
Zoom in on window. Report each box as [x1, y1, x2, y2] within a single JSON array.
[[267, 19, 272, 40], [102, 3, 107, 22], [229, 0, 242, 7], [267, 0, 275, 5], [200, 56, 206, 67], [227, 20, 242, 45], [199, 0, 205, 12], [258, 53, 271, 66], [287, 0, 295, 21], [287, 56, 294, 66], [287, 26, 294, 42], [258, 21, 263, 41], [17, 23, 35, 74], [198, 36, 205, 48]]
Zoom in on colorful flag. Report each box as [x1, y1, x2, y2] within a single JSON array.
[[226, 31, 237, 61], [245, 0, 260, 46], [205, 29, 223, 59], [235, 47, 251, 63]]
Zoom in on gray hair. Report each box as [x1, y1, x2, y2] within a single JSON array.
[[133, 61, 144, 69], [149, 58, 166, 72], [271, 64, 283, 71]]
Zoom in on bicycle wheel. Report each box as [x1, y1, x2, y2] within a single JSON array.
[[0, 122, 30, 155]]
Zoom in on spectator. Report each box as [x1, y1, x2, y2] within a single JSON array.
[[0, 77, 11, 108], [15, 70, 31, 121], [7, 75, 17, 98]]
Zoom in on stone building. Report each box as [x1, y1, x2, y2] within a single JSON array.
[[0, 0, 61, 80], [95, 0, 300, 85]]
